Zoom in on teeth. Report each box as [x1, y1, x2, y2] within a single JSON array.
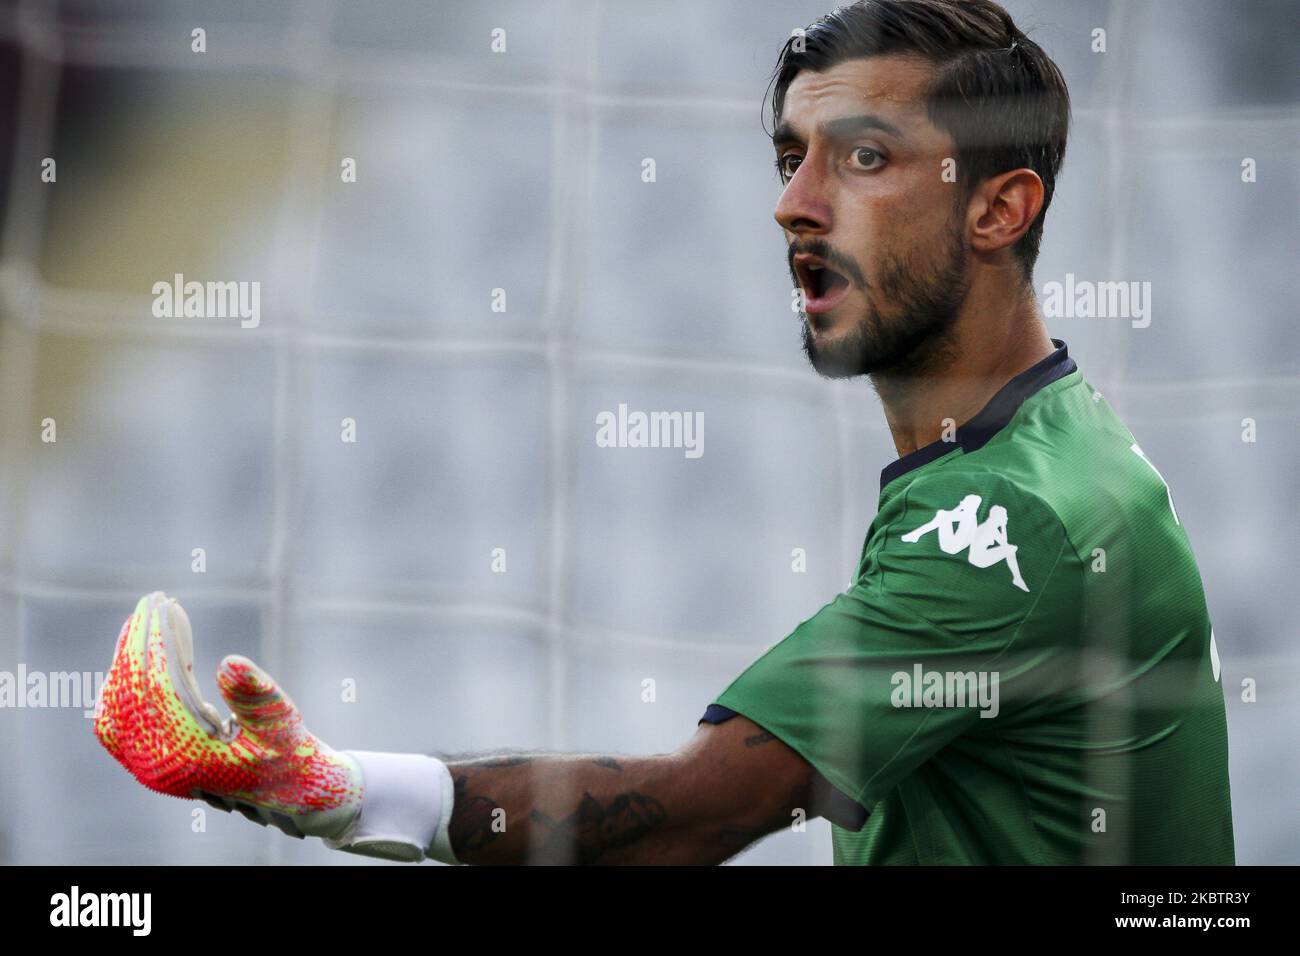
[[797, 260, 830, 299]]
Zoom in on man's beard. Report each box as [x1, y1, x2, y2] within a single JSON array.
[[797, 219, 969, 380]]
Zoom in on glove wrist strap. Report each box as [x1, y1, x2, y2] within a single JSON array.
[[327, 751, 460, 864]]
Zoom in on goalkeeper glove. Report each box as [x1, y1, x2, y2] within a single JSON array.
[[93, 591, 459, 864]]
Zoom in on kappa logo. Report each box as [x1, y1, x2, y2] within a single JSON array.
[[901, 494, 1029, 592]]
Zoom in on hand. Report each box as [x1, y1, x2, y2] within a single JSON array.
[[93, 591, 363, 843]]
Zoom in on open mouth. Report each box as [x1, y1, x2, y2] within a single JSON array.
[[794, 254, 852, 314]]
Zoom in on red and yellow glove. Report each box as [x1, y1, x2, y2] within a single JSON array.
[[93, 591, 457, 862]]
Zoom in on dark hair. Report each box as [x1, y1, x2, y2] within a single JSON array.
[[769, 0, 1071, 280]]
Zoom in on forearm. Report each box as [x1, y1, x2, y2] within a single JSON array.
[[440, 751, 767, 865], [92, 592, 818, 866], [336, 719, 815, 864]]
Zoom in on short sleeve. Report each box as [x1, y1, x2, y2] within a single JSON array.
[[704, 469, 1076, 810]]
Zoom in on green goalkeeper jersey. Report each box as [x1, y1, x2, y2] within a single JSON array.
[[699, 339, 1235, 865]]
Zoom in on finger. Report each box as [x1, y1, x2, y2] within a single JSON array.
[[217, 655, 303, 746], [159, 597, 225, 735], [91, 598, 148, 757], [139, 593, 223, 738], [93, 593, 157, 758], [115, 593, 234, 796]]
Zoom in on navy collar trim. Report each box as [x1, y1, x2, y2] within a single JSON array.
[[879, 338, 1077, 492]]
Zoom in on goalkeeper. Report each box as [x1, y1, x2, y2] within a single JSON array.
[[93, 0, 1235, 865]]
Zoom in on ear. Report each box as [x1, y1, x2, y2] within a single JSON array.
[[967, 168, 1045, 256]]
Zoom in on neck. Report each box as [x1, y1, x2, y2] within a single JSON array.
[[871, 282, 1054, 459]]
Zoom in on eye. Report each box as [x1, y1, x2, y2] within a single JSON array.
[[850, 147, 884, 170], [775, 153, 802, 182]]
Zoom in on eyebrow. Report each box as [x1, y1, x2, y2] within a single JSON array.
[[771, 113, 906, 151]]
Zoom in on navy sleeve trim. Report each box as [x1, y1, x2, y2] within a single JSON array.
[[696, 704, 870, 832], [699, 704, 739, 724]]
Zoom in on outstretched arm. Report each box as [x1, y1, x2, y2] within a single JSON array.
[[442, 713, 829, 865], [93, 591, 843, 865]]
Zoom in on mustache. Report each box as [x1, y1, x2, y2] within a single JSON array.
[[787, 239, 866, 289]]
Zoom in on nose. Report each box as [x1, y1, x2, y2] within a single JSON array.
[[774, 159, 832, 236]]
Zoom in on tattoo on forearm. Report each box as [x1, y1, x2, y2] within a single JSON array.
[[530, 791, 668, 864], [449, 775, 504, 854], [592, 757, 623, 771], [743, 730, 776, 747]]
